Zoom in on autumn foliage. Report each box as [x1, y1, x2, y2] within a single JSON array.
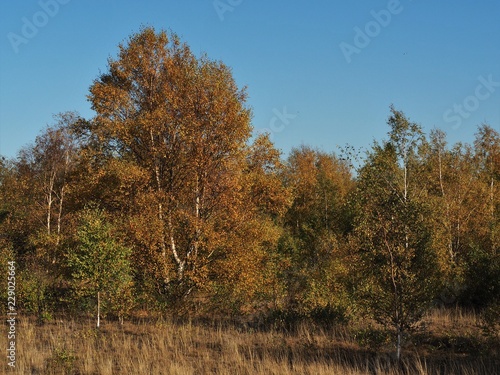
[[0, 28, 498, 357]]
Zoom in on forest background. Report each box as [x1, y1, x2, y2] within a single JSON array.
[[0, 28, 499, 365]]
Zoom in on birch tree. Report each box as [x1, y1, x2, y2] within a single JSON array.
[[67, 207, 132, 327], [20, 113, 78, 237], [86, 27, 252, 301], [423, 128, 497, 304], [353, 107, 440, 361]]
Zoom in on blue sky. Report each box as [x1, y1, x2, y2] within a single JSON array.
[[1, 0, 499, 160]]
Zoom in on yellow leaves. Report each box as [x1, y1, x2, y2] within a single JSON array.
[[106, 159, 149, 197], [244, 134, 292, 217]]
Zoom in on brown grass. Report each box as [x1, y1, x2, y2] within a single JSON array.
[[4, 308, 499, 374]]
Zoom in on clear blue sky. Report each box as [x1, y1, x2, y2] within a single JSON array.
[[1, 0, 499, 159]]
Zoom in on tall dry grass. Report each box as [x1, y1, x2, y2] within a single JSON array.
[[3, 308, 499, 374]]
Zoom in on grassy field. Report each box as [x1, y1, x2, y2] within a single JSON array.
[[5, 308, 499, 374]]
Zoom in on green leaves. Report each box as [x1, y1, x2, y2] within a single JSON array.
[[67, 207, 132, 322], [352, 108, 441, 360]]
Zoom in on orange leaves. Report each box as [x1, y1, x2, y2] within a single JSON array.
[[85, 27, 257, 296], [245, 134, 292, 217]]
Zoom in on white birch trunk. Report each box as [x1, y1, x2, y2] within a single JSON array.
[[97, 291, 100, 328]]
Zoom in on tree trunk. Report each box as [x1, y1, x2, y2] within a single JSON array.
[[491, 176, 494, 219], [168, 213, 185, 280], [56, 185, 65, 245], [192, 174, 201, 260], [46, 170, 58, 236], [97, 291, 100, 328], [47, 193, 52, 235], [396, 327, 402, 362], [151, 128, 167, 258]]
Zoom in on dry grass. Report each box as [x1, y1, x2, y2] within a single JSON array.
[[4, 308, 499, 374]]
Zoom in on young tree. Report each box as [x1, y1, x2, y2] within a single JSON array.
[[464, 125, 500, 314], [18, 112, 80, 240], [474, 125, 500, 248], [67, 207, 132, 327], [353, 107, 440, 361], [278, 146, 353, 315], [422, 131, 488, 304]]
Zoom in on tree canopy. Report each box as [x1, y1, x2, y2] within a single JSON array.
[[0, 27, 498, 355]]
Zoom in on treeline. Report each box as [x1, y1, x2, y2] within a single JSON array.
[[0, 28, 498, 348]]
